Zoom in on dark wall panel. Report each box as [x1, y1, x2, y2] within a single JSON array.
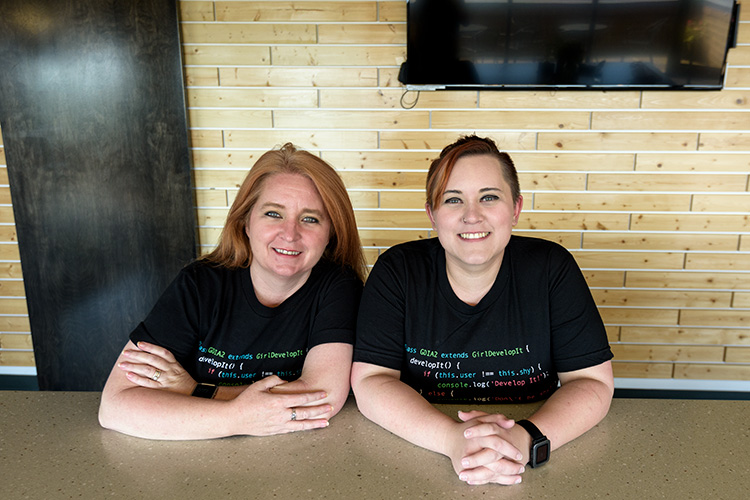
[[0, 0, 196, 390]]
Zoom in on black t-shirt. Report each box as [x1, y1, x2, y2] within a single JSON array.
[[131, 259, 362, 385], [354, 236, 612, 403]]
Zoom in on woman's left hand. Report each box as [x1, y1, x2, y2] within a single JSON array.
[[455, 410, 527, 485], [118, 341, 196, 395]]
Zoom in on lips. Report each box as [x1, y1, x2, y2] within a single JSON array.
[[273, 248, 301, 256], [458, 232, 490, 240]]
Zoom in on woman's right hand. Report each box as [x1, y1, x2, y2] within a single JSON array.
[[229, 375, 334, 436], [446, 411, 526, 486]]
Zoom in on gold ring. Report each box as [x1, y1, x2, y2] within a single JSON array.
[[152, 369, 161, 381]]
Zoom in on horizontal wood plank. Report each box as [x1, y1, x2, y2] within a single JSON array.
[[431, 110, 591, 130], [625, 271, 750, 290], [538, 132, 698, 151], [273, 110, 430, 129], [573, 251, 685, 270], [698, 133, 750, 152], [635, 152, 750, 172], [178, 1, 215, 22], [215, 1, 377, 22], [599, 307, 679, 325], [611, 361, 674, 378], [592, 111, 750, 131], [271, 46, 404, 66], [725, 347, 750, 363], [583, 233, 739, 252], [182, 45, 269, 65], [611, 344, 724, 362], [358, 229, 431, 248], [692, 194, 750, 213], [318, 24, 405, 44], [0, 333, 32, 349], [223, 130, 379, 149], [186, 88, 318, 108], [680, 310, 750, 328], [587, 173, 748, 192], [182, 23, 316, 44], [631, 214, 750, 232], [479, 90, 641, 109], [0, 263, 23, 280], [592, 289, 732, 308], [533, 193, 691, 212], [673, 363, 750, 381], [0, 350, 35, 367], [188, 108, 273, 128], [620, 326, 750, 346], [218, 67, 379, 87]]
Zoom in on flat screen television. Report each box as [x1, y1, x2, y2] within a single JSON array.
[[399, 0, 740, 90]]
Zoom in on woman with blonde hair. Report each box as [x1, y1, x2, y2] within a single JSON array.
[[100, 143, 365, 440]]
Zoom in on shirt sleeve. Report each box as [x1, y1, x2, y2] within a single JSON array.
[[353, 249, 407, 370], [307, 265, 363, 348], [547, 245, 613, 373], [129, 265, 201, 368]]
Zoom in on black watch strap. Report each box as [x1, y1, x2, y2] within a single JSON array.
[[516, 419, 551, 468], [192, 383, 218, 399]]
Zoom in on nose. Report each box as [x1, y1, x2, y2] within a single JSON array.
[[279, 219, 301, 241], [462, 201, 482, 224]]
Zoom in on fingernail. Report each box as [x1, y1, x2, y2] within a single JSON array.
[[517, 453, 523, 461], [515, 477, 522, 484], [519, 466, 525, 474], [459, 474, 468, 482], [464, 429, 472, 438], [462, 459, 470, 467]]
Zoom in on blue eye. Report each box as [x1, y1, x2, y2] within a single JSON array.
[[302, 216, 319, 224], [443, 197, 462, 204], [264, 211, 281, 219], [481, 195, 499, 202]]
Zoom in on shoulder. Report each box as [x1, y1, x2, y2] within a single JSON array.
[[174, 260, 244, 293], [376, 238, 440, 268], [309, 259, 364, 289]]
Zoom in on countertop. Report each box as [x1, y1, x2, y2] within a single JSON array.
[[1, 392, 747, 499]]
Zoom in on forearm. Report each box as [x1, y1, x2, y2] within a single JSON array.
[[353, 372, 459, 456], [270, 343, 353, 417], [99, 383, 237, 440], [524, 372, 614, 455]]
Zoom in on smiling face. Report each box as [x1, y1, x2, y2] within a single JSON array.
[[426, 154, 523, 275], [245, 173, 331, 288]]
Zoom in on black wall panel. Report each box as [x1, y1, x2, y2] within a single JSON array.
[[0, 0, 196, 390]]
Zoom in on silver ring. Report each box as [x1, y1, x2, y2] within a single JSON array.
[[290, 408, 297, 421], [152, 369, 161, 381]]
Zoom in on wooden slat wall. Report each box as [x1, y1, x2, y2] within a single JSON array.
[[0, 127, 35, 370], [2, 0, 748, 388]]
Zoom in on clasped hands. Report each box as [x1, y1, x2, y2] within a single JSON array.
[[118, 341, 333, 435], [449, 410, 527, 486]]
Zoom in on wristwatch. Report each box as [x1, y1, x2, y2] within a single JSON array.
[[516, 419, 551, 468], [192, 383, 218, 399]]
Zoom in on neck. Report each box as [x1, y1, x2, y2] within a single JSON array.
[[249, 266, 310, 307], [444, 252, 503, 306]]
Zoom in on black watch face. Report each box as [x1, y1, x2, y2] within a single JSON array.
[[531, 440, 551, 468]]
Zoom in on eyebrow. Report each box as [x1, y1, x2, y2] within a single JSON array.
[[443, 187, 502, 195], [259, 202, 326, 217]]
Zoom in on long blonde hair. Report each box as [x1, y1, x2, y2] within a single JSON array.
[[202, 143, 366, 281]]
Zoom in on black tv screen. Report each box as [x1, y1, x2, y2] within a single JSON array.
[[399, 0, 739, 90]]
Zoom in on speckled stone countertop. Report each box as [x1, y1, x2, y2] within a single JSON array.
[[1, 392, 747, 499]]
